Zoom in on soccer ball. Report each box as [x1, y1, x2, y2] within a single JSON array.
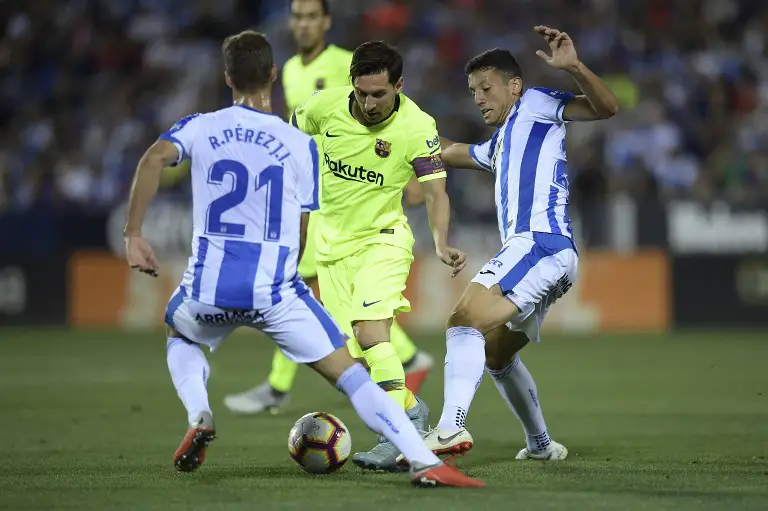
[[288, 412, 351, 474]]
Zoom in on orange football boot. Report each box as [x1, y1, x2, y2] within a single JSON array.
[[174, 411, 216, 472]]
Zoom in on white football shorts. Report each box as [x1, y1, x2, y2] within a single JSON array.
[[164, 279, 347, 363], [471, 232, 578, 342]]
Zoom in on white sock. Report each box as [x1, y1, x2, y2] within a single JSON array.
[[166, 337, 212, 426], [336, 364, 440, 467], [437, 327, 486, 432], [487, 355, 551, 453]]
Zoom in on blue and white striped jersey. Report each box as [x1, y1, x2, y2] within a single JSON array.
[[159, 104, 319, 310], [469, 88, 575, 244]]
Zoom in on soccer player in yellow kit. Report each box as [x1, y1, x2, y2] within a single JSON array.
[[223, 0, 435, 418], [291, 41, 467, 471]]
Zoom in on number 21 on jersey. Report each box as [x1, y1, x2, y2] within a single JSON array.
[[205, 160, 283, 241]]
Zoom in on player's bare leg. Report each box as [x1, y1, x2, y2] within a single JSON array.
[[350, 319, 430, 472], [166, 326, 217, 472], [310, 346, 484, 487]]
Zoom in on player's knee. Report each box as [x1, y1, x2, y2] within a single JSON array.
[[447, 305, 485, 332], [448, 284, 520, 335], [484, 356, 503, 371], [352, 319, 391, 348], [485, 352, 514, 371]]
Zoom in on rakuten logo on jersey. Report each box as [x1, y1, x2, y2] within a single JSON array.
[[325, 154, 384, 186]]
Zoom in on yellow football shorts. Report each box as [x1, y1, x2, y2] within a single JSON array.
[[297, 213, 318, 279], [317, 243, 413, 358]]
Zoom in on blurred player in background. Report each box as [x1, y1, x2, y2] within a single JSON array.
[[224, 0, 435, 417], [123, 30, 481, 488], [413, 26, 618, 463], [291, 40, 466, 472]]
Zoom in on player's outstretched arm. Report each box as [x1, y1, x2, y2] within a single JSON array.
[[533, 25, 619, 121], [421, 178, 467, 278], [123, 140, 180, 276], [440, 137, 486, 171]]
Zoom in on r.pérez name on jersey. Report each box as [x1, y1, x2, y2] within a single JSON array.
[[208, 126, 291, 162], [324, 154, 384, 186]]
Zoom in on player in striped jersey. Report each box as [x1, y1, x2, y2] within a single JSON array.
[[123, 30, 482, 487], [418, 26, 619, 462]]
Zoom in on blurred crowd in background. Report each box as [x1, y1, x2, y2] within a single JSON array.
[[1, 0, 767, 223]]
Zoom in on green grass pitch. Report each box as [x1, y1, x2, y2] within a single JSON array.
[[1, 329, 767, 510]]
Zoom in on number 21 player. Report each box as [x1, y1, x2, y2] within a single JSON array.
[[122, 30, 482, 487]]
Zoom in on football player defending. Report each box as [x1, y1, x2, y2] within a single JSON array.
[[290, 40, 466, 472], [418, 26, 618, 462], [224, 0, 434, 417], [123, 30, 481, 488]]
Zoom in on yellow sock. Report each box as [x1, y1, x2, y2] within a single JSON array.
[[267, 349, 299, 393], [391, 322, 418, 411], [390, 319, 418, 364], [404, 388, 417, 411], [362, 342, 407, 409]]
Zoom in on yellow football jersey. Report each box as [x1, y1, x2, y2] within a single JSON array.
[[292, 86, 446, 262], [282, 45, 352, 120]]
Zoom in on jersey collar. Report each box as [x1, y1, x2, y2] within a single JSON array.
[[347, 92, 401, 128], [233, 104, 280, 118], [506, 98, 522, 121], [301, 44, 330, 67]]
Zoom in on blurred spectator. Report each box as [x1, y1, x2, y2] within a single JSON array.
[[0, 0, 766, 220]]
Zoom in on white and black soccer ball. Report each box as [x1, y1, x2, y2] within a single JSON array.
[[288, 412, 351, 474]]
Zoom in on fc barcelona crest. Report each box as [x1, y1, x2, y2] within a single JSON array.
[[375, 138, 391, 158]]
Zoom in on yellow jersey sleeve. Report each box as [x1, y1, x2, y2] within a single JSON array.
[[407, 113, 447, 183], [290, 90, 325, 136]]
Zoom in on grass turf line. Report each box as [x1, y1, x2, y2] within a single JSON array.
[[1, 329, 767, 510]]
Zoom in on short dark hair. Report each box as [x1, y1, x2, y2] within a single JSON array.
[[290, 0, 329, 15], [465, 48, 522, 81], [221, 30, 273, 92], [350, 41, 403, 85]]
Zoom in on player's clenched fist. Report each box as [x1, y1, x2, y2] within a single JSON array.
[[125, 235, 160, 277], [437, 245, 467, 278]]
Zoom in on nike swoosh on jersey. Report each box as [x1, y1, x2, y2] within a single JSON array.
[[325, 130, 341, 137], [479, 269, 496, 275], [437, 431, 463, 444], [362, 300, 382, 307]]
